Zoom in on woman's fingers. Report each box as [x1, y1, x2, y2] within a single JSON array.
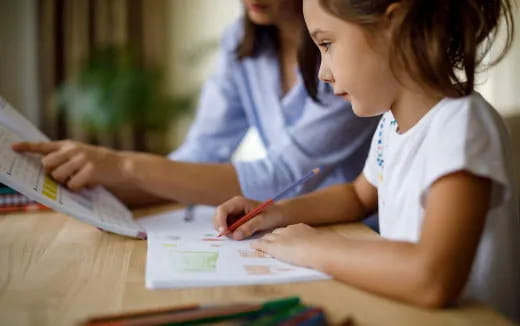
[[67, 163, 94, 191], [13, 141, 82, 175], [50, 153, 86, 184], [41, 146, 79, 172], [12, 141, 61, 154], [13, 141, 117, 190]]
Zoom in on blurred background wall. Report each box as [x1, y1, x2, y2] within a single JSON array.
[[476, 4, 520, 117], [0, 0, 518, 156], [0, 0, 40, 123], [0, 0, 241, 154], [165, 0, 241, 147]]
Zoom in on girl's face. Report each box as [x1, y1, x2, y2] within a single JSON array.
[[303, 0, 398, 117], [242, 0, 300, 26]]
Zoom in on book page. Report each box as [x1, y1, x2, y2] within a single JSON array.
[[0, 97, 145, 238], [139, 206, 330, 289]]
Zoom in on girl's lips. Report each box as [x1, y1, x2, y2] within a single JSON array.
[[335, 92, 350, 101]]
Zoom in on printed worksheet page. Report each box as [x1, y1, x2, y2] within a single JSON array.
[[139, 206, 330, 289]]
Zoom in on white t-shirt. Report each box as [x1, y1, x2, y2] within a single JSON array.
[[363, 92, 520, 321]]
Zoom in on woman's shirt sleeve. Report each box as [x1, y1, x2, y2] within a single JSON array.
[[169, 23, 249, 163]]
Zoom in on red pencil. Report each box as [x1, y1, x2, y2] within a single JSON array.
[[218, 168, 320, 237]]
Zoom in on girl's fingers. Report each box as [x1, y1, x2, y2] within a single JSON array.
[[12, 141, 61, 154], [214, 203, 233, 233], [213, 196, 257, 233], [251, 238, 272, 251], [232, 214, 267, 240], [259, 232, 277, 241]]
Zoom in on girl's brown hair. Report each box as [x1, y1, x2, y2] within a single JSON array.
[[302, 0, 515, 99]]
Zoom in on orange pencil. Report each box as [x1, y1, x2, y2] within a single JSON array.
[[218, 168, 320, 237]]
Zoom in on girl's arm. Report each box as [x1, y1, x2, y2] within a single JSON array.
[[254, 171, 491, 308], [213, 173, 377, 240], [277, 173, 378, 226]]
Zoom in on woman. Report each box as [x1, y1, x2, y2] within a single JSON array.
[[13, 0, 379, 211]]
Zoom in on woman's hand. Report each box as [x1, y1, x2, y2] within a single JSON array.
[[251, 223, 328, 268], [12, 140, 126, 191], [213, 196, 287, 240]]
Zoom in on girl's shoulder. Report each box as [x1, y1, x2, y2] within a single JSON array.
[[430, 92, 506, 134], [374, 93, 507, 144], [424, 92, 515, 204], [418, 93, 511, 157], [426, 92, 511, 153]]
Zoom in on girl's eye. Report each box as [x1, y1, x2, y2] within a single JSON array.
[[318, 41, 331, 52]]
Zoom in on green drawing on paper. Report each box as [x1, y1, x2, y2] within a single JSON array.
[[170, 250, 218, 273]]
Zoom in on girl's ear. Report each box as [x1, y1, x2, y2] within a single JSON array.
[[385, 2, 402, 22], [383, 2, 402, 38]]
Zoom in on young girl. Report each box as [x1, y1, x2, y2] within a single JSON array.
[[12, 0, 378, 212], [213, 0, 519, 320]]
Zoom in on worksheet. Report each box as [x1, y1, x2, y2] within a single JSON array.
[[140, 206, 331, 289], [0, 97, 146, 238]]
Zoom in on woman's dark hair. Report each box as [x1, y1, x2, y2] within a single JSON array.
[[235, 3, 323, 102], [298, 24, 322, 102], [235, 15, 279, 59], [302, 0, 515, 98]]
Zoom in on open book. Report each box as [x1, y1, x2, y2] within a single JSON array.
[[0, 97, 146, 238]]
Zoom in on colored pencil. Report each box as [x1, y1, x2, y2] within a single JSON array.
[[218, 168, 320, 237], [0, 203, 49, 213], [82, 297, 301, 326]]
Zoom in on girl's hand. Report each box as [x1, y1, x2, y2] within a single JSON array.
[[213, 196, 286, 240], [251, 223, 325, 268], [12, 141, 125, 191]]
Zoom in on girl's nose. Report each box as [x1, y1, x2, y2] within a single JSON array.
[[318, 63, 334, 84]]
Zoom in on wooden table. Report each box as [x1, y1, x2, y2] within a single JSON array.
[[0, 206, 513, 326]]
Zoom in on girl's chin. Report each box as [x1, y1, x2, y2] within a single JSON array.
[[351, 103, 385, 118]]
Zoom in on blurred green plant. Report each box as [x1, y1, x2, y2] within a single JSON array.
[[58, 46, 194, 136]]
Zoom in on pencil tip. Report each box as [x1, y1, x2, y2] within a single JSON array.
[[312, 168, 320, 174]]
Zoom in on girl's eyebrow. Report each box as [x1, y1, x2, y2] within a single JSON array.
[[310, 29, 327, 40]]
